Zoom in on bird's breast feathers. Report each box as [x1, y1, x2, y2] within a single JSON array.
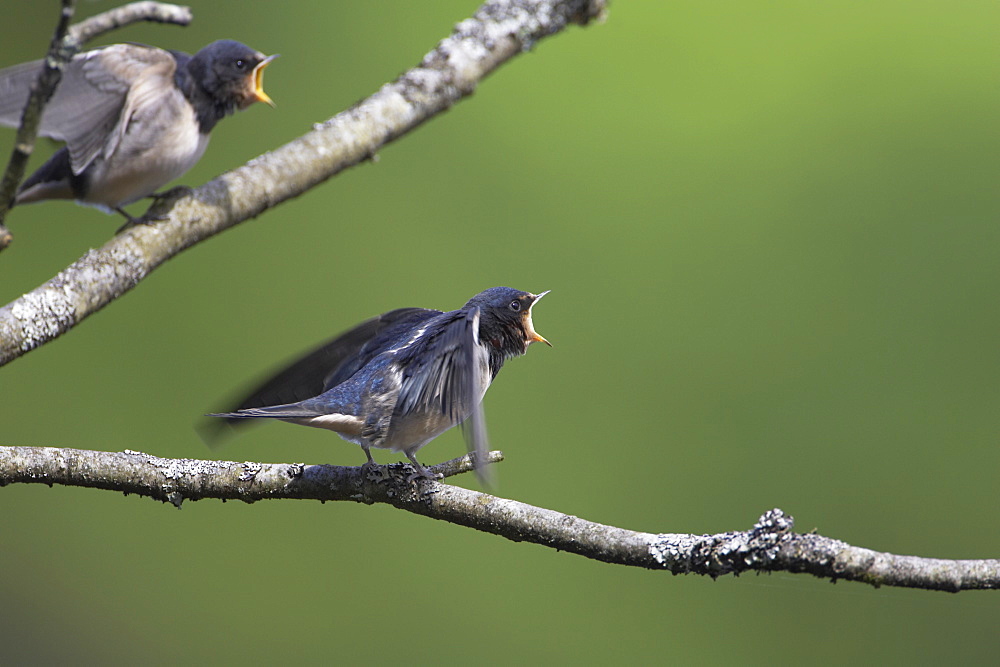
[[84, 80, 208, 207]]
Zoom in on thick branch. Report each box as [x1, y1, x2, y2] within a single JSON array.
[[0, 0, 606, 364], [0, 2, 193, 250], [1, 445, 996, 593]]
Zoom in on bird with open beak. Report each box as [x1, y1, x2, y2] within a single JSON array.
[[207, 287, 551, 485], [0, 40, 277, 223]]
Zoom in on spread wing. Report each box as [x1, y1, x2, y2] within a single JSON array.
[[201, 308, 439, 442], [0, 43, 176, 174], [395, 307, 493, 485]]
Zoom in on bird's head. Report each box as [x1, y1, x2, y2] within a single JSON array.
[[189, 40, 278, 111], [467, 287, 550, 358]]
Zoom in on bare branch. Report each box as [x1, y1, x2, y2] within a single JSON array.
[[0, 445, 502, 506], [1, 445, 996, 593], [67, 1, 192, 45], [0, 2, 192, 251], [0, 0, 606, 364]]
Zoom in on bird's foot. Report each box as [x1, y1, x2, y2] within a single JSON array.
[[148, 185, 194, 204], [115, 186, 194, 232], [404, 458, 443, 484]]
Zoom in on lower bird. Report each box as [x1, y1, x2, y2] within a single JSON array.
[[207, 287, 550, 484], [0, 39, 277, 223]]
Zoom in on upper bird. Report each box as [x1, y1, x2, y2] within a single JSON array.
[[0, 40, 277, 222], [207, 287, 551, 484]]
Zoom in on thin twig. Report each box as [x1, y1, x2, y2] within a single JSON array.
[[68, 1, 192, 45], [0, 0, 607, 364], [1, 445, 996, 593], [0, 2, 192, 251], [0, 0, 76, 250]]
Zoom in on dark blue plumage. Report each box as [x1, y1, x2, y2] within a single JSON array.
[[208, 287, 550, 483]]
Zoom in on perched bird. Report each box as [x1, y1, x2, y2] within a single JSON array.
[[207, 287, 551, 483], [0, 40, 277, 222]]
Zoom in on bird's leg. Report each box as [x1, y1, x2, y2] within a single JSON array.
[[113, 207, 145, 233], [405, 452, 442, 483], [118, 186, 194, 231], [360, 445, 390, 481]]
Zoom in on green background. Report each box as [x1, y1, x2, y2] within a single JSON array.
[[2, 1, 998, 663]]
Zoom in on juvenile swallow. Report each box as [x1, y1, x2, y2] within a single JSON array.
[[0, 40, 277, 222], [208, 287, 551, 483]]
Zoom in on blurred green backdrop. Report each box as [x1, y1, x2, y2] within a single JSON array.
[[2, 1, 998, 664]]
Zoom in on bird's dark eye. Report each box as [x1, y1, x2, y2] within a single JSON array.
[[234, 59, 247, 70], [509, 300, 521, 312]]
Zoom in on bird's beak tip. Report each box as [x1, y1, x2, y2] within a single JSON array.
[[526, 290, 551, 347], [253, 54, 279, 108]]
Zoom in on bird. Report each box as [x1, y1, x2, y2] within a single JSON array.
[[207, 287, 551, 484], [0, 40, 277, 223]]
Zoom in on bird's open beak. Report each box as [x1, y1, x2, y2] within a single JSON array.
[[253, 54, 279, 108], [525, 290, 551, 347]]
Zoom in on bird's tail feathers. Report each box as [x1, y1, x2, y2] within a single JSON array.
[[199, 403, 321, 449], [206, 403, 323, 420]]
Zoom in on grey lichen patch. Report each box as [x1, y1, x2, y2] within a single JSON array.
[[397, 1, 606, 113], [7, 242, 150, 355], [428, 28, 492, 94], [134, 453, 233, 507], [401, 67, 457, 108], [9, 283, 77, 351], [753, 508, 795, 534], [443, 21, 492, 62], [149, 455, 227, 481], [480, 4, 549, 51], [471, 0, 607, 51], [308, 88, 415, 162], [648, 533, 709, 569], [649, 509, 797, 574], [741, 508, 796, 566], [70, 244, 149, 309], [356, 462, 439, 503], [239, 461, 262, 482], [367, 88, 423, 136]]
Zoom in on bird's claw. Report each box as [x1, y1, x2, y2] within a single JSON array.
[[404, 465, 442, 484]]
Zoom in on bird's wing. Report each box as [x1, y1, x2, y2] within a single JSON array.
[[395, 308, 493, 485], [202, 308, 440, 441], [320, 308, 442, 392], [0, 44, 176, 174], [460, 309, 493, 487]]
